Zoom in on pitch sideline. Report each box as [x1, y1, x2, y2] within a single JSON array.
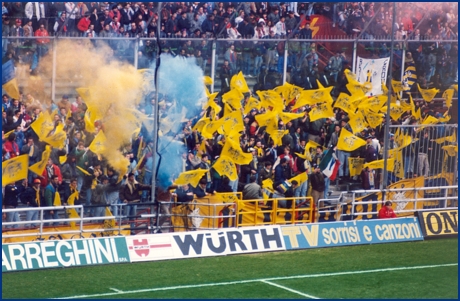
[[57, 263, 458, 299]]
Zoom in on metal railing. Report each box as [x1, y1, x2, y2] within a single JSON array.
[[340, 185, 458, 220]]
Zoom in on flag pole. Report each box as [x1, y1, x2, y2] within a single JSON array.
[[150, 2, 163, 213], [382, 2, 397, 191]]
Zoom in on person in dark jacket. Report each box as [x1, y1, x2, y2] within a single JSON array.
[[3, 182, 20, 228], [19, 178, 43, 227], [174, 184, 194, 203], [310, 164, 325, 206], [44, 175, 61, 226], [119, 172, 151, 224]]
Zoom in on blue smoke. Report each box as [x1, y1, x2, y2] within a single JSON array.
[[147, 54, 206, 190]]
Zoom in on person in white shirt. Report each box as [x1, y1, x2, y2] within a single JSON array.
[[275, 16, 286, 36]]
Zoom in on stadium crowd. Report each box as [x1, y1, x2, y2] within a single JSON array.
[[1, 2, 458, 229]]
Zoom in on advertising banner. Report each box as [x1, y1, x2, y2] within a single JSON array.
[[125, 226, 285, 262], [355, 57, 390, 96], [282, 217, 423, 250], [2, 237, 130, 273], [417, 210, 458, 238]]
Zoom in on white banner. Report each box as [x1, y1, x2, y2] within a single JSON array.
[[355, 57, 390, 96], [125, 226, 286, 262]]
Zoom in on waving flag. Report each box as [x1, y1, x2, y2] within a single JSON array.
[[230, 71, 250, 93], [89, 130, 107, 154], [293, 86, 334, 109], [348, 157, 365, 176], [333, 93, 356, 115], [175, 169, 209, 187], [212, 155, 238, 181], [308, 102, 334, 122], [29, 145, 51, 176], [222, 88, 244, 110], [2, 155, 29, 185], [42, 123, 67, 148], [243, 96, 261, 115], [2, 60, 20, 99], [337, 128, 367, 151], [348, 109, 367, 134], [31, 111, 55, 142], [221, 138, 252, 165], [417, 84, 438, 102]]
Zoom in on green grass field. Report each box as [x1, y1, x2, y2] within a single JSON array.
[[2, 238, 458, 299]]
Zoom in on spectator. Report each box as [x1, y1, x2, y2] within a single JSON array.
[[44, 175, 61, 226], [310, 163, 325, 206], [378, 201, 397, 219], [243, 175, 262, 200], [3, 182, 20, 229]]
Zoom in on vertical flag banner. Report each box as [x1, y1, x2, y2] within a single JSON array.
[[355, 57, 390, 96], [2, 60, 20, 99], [402, 65, 417, 91]]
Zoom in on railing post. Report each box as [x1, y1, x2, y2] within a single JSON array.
[[51, 36, 57, 102], [211, 40, 216, 93], [134, 37, 139, 69], [283, 40, 288, 84], [352, 40, 357, 73]]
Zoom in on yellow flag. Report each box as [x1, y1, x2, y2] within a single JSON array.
[[391, 79, 404, 94], [288, 172, 308, 185], [174, 169, 209, 187], [348, 109, 367, 134], [42, 123, 67, 148], [344, 69, 371, 96], [417, 84, 439, 102], [254, 111, 277, 128], [212, 155, 238, 181], [243, 97, 261, 115], [76, 86, 97, 107], [442, 145, 457, 156], [293, 86, 334, 110], [348, 157, 365, 176], [257, 90, 284, 112], [76, 165, 91, 176], [359, 95, 387, 113], [278, 111, 304, 125], [269, 129, 289, 146], [59, 154, 67, 165], [84, 106, 103, 133], [413, 107, 422, 121], [363, 158, 394, 171], [67, 208, 80, 229], [53, 191, 62, 206], [221, 138, 252, 165], [29, 145, 51, 176], [365, 111, 384, 129], [221, 110, 244, 135], [137, 136, 144, 160], [3, 129, 14, 140], [203, 75, 213, 86], [201, 119, 224, 139], [275, 82, 303, 105], [222, 88, 244, 110], [380, 103, 407, 121], [230, 71, 250, 93], [2, 155, 29, 185], [308, 102, 334, 122], [262, 178, 273, 189], [435, 131, 456, 144], [337, 128, 367, 151], [438, 115, 451, 123], [103, 207, 116, 234], [193, 117, 210, 132], [67, 191, 79, 205], [421, 115, 439, 126], [388, 148, 404, 179], [31, 111, 55, 142], [333, 92, 356, 115], [89, 130, 107, 155], [2, 78, 20, 100]]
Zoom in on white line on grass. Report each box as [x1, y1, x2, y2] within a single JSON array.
[[109, 288, 123, 293], [56, 263, 458, 299], [261, 280, 320, 299]]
